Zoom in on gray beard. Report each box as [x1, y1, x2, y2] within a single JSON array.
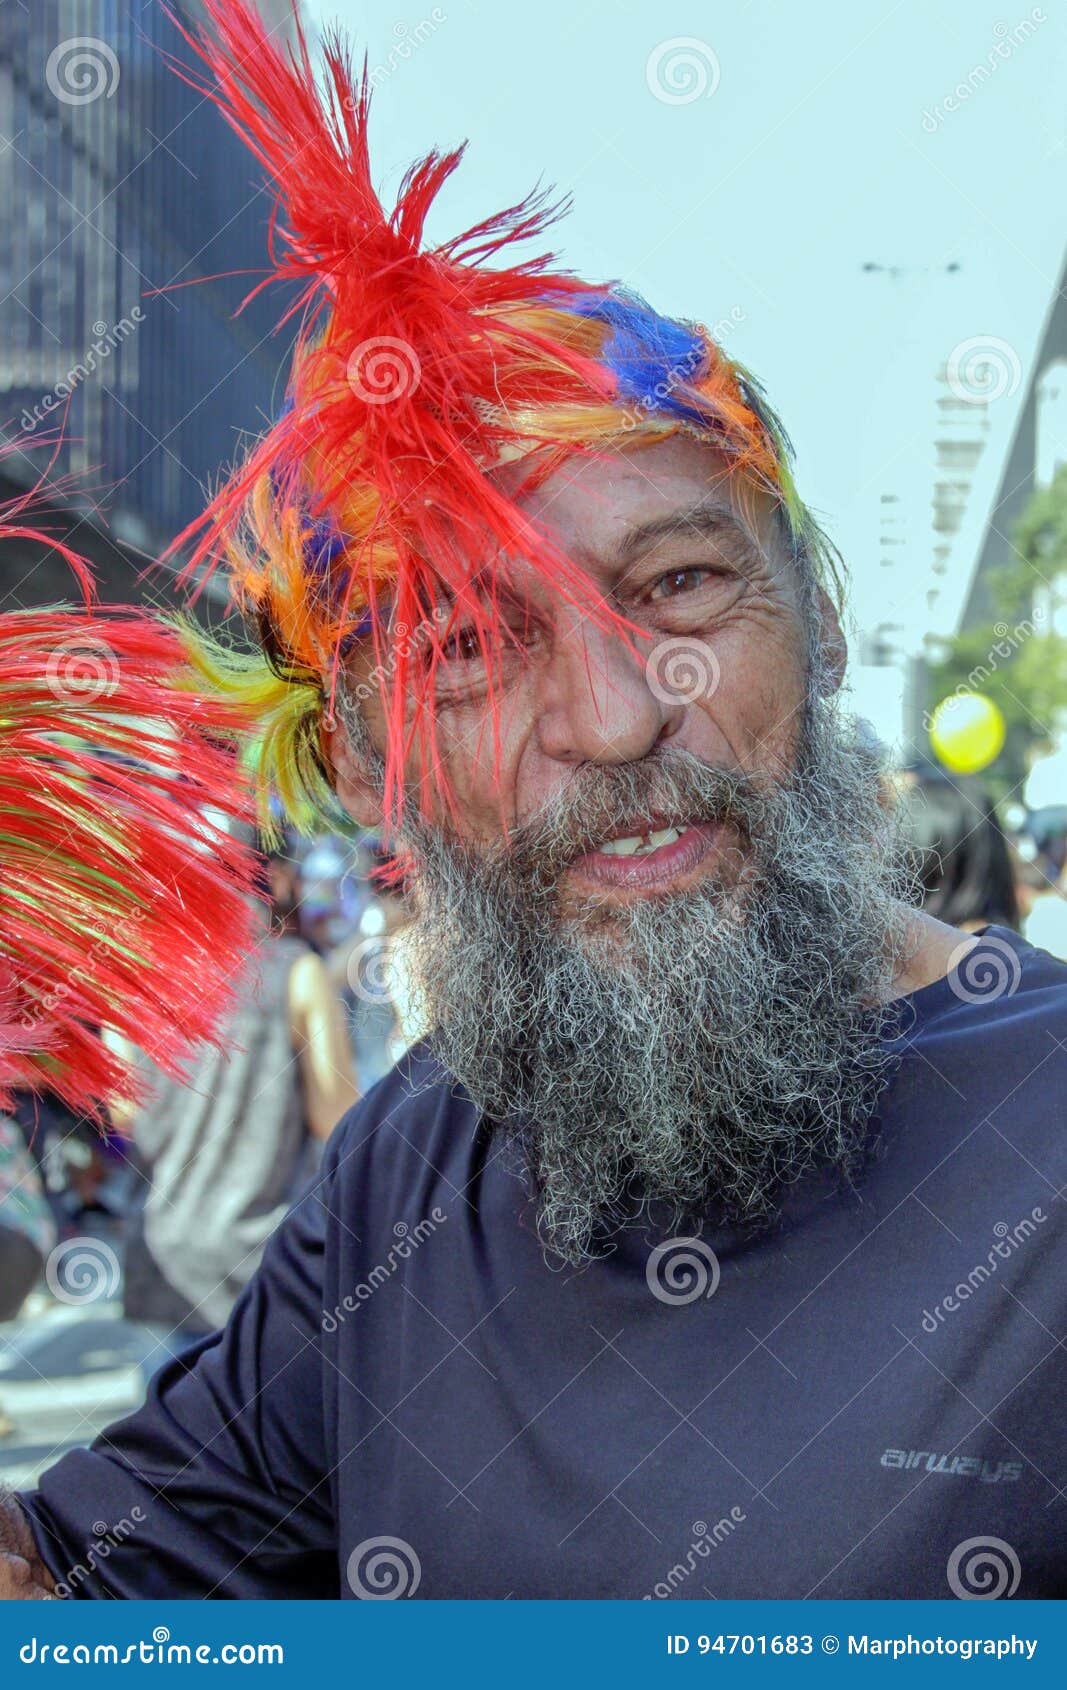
[[351, 693, 912, 1263]]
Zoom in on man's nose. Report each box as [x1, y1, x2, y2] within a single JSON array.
[[533, 619, 686, 765]]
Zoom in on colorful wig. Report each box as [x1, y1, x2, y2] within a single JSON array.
[[0, 487, 260, 1120], [168, 0, 839, 827]]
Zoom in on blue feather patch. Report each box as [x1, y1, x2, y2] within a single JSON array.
[[560, 289, 712, 425]]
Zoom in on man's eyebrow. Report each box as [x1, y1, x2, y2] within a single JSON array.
[[608, 497, 756, 571], [410, 499, 757, 617]]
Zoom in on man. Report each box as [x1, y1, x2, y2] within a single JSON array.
[[2, 0, 1064, 1600]]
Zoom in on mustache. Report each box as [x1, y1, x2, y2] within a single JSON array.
[[499, 748, 778, 884]]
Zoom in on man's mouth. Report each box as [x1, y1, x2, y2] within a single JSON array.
[[566, 817, 728, 896], [597, 823, 686, 857]]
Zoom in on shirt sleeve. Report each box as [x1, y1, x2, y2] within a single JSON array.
[[17, 1146, 340, 1599]]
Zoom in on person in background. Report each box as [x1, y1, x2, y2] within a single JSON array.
[[295, 837, 354, 957], [0, 1113, 54, 1325], [0, 1114, 56, 1437], [119, 840, 359, 1339], [332, 846, 417, 1090], [262, 844, 303, 937], [7, 1088, 115, 1237], [1017, 828, 1067, 960], [897, 768, 1020, 932]]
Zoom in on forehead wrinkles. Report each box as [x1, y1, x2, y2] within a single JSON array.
[[489, 437, 778, 584]]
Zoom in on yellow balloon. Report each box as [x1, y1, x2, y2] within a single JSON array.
[[929, 692, 1006, 774]]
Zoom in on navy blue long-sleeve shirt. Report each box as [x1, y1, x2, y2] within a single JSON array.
[[20, 927, 1067, 1599]]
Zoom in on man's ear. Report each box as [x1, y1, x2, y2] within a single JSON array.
[[322, 713, 384, 830], [813, 586, 848, 695]]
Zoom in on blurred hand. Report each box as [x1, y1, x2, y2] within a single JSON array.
[[0, 1492, 57, 1600], [0, 1551, 56, 1599]]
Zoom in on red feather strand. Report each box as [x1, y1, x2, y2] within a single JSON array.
[[0, 431, 95, 603], [162, 0, 640, 820], [0, 597, 260, 1121]]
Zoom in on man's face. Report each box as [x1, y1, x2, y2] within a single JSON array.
[[346, 434, 819, 913], [333, 434, 904, 1263]]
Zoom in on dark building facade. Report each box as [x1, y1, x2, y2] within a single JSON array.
[[0, 0, 296, 607]]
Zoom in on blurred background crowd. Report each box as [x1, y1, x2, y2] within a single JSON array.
[[2, 0, 1067, 1481], [0, 824, 420, 1472]]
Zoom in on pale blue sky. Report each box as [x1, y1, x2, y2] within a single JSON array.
[[302, 0, 1067, 649]]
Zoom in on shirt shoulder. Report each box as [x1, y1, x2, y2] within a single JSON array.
[[889, 926, 1067, 1158], [902, 926, 1067, 1038], [321, 1041, 488, 1220]]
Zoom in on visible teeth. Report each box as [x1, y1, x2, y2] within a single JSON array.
[[647, 826, 681, 850], [599, 834, 644, 857], [599, 825, 682, 857]]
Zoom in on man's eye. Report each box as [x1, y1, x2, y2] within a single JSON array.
[[442, 625, 482, 662], [648, 567, 713, 601]]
